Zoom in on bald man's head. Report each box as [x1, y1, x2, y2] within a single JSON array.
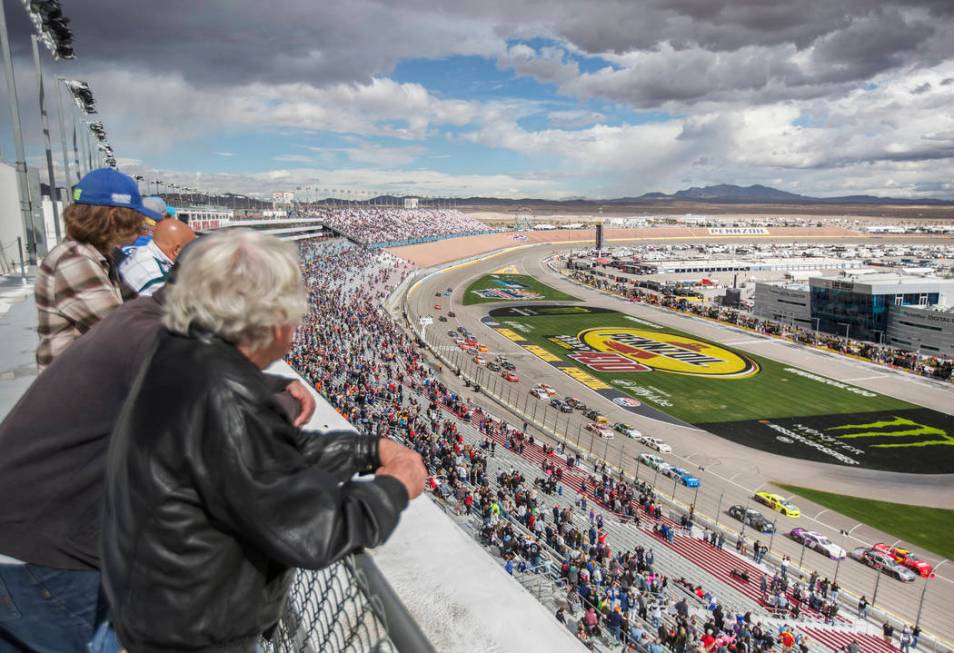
[[152, 219, 197, 262]]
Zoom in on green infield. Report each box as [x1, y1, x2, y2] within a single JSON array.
[[485, 304, 954, 473], [777, 484, 954, 560], [463, 273, 578, 305]]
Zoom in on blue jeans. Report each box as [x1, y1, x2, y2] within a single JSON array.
[[0, 564, 105, 653], [88, 621, 123, 653]]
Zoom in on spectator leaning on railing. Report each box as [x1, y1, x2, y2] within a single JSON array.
[[0, 238, 318, 653], [34, 168, 163, 371], [99, 230, 426, 653]]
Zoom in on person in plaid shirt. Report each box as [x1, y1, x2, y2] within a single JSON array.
[[35, 168, 163, 370]]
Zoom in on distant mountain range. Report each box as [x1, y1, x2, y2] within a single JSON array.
[[409, 184, 953, 206], [609, 184, 954, 206]]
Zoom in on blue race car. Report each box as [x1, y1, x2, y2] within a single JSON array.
[[669, 467, 700, 488]]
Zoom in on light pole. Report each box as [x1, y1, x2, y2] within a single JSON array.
[[714, 491, 724, 527], [833, 524, 860, 584], [915, 559, 946, 628], [0, 0, 40, 262], [31, 34, 62, 242], [53, 79, 72, 208]]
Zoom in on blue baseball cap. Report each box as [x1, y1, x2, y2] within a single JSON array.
[[71, 168, 164, 221]]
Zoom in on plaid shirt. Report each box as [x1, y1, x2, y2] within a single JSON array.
[[35, 239, 123, 370]]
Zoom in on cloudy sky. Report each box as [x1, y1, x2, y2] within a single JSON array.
[[3, 0, 954, 199]]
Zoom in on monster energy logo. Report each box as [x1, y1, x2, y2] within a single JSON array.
[[827, 416, 954, 448]]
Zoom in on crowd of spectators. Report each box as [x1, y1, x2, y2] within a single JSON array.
[[571, 269, 953, 382], [283, 237, 843, 652], [306, 206, 493, 246]]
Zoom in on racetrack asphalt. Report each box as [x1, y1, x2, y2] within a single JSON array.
[[399, 235, 954, 644]]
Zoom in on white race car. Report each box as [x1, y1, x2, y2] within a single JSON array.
[[790, 528, 847, 560]]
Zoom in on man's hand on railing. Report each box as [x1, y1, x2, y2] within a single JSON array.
[[377, 440, 427, 500], [285, 380, 317, 427]]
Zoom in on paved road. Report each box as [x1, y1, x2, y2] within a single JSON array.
[[403, 238, 954, 645]]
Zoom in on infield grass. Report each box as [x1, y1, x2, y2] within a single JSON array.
[[463, 273, 578, 305], [499, 308, 912, 424], [777, 484, 954, 560]]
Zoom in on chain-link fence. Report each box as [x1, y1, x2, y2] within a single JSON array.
[[262, 552, 433, 653]]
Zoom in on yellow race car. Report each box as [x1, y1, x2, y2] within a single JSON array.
[[754, 491, 801, 517]]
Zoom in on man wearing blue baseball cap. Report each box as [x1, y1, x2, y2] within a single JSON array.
[[34, 167, 161, 370]]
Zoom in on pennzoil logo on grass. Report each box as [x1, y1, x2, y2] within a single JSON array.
[[572, 327, 760, 379]]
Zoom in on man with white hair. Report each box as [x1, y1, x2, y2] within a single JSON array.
[[101, 230, 425, 652]]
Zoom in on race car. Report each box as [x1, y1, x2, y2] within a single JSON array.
[[614, 423, 642, 438], [502, 371, 519, 383], [754, 491, 800, 517], [872, 544, 935, 577], [529, 387, 548, 399], [473, 355, 486, 366], [790, 528, 846, 559], [500, 361, 516, 371], [550, 398, 572, 412], [448, 311, 456, 318], [486, 362, 501, 372], [564, 397, 583, 409], [447, 330, 457, 338], [433, 304, 441, 310], [640, 436, 672, 453], [537, 383, 557, 396], [726, 505, 776, 533], [850, 547, 917, 582], [477, 344, 489, 353], [638, 453, 670, 472], [668, 467, 700, 488], [438, 315, 447, 322], [585, 422, 614, 438]]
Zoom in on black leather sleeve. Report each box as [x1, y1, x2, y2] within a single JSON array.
[[292, 430, 381, 480], [262, 373, 292, 393], [196, 387, 408, 570]]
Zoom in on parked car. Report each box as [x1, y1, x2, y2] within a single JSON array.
[[790, 528, 846, 559], [640, 436, 672, 453], [726, 505, 776, 533], [614, 423, 641, 438], [850, 547, 917, 582], [754, 491, 801, 517]]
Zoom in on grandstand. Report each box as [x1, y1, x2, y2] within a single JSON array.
[[309, 206, 496, 247]]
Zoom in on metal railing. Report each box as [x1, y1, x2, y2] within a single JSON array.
[[262, 551, 435, 653]]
